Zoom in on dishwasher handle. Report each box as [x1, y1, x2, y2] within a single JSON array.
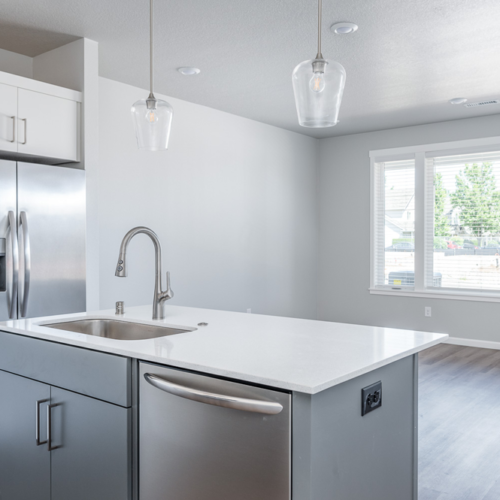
[[144, 373, 283, 415]]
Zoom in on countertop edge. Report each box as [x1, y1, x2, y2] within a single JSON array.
[[0, 322, 448, 394]]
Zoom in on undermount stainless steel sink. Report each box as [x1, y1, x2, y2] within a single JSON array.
[[43, 319, 194, 341]]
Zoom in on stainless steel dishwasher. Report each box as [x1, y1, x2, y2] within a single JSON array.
[[139, 362, 291, 500]]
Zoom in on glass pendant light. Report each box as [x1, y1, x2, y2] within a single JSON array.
[[292, 0, 346, 128], [131, 0, 173, 150]]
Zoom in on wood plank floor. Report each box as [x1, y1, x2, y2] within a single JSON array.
[[419, 343, 500, 500]]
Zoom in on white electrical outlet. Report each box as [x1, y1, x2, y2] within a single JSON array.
[[247, 308, 252, 314], [425, 307, 432, 317]]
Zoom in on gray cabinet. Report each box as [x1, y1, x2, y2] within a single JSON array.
[[0, 332, 133, 500], [0, 370, 50, 500], [0, 369, 131, 500], [50, 387, 131, 500]]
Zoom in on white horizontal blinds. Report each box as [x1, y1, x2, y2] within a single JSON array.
[[424, 157, 436, 287], [373, 162, 385, 286], [430, 150, 500, 291], [375, 158, 416, 287]]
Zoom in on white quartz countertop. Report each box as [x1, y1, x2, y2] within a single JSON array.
[[0, 305, 447, 394]]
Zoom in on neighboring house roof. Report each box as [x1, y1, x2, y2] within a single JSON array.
[[385, 215, 414, 233], [385, 189, 414, 211]]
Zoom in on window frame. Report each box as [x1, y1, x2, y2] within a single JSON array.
[[369, 135, 500, 302]]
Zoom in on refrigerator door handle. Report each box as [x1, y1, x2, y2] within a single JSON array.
[[19, 211, 31, 318], [6, 210, 18, 319]]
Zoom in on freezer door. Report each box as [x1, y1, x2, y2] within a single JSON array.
[[17, 163, 86, 318], [139, 363, 291, 500], [0, 160, 17, 321]]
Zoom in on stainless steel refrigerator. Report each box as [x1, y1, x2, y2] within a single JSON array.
[[0, 160, 85, 321]]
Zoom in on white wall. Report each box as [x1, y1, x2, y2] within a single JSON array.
[[98, 77, 319, 319], [317, 114, 500, 343], [0, 48, 32, 78]]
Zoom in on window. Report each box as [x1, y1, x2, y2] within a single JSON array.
[[373, 158, 415, 287], [370, 137, 500, 301]]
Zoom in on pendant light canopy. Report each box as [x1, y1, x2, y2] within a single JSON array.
[[131, 0, 173, 150], [292, 0, 346, 128]]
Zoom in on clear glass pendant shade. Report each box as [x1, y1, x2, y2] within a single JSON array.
[[292, 58, 346, 128], [131, 0, 173, 151], [131, 96, 173, 151]]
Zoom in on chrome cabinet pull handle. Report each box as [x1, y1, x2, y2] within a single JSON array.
[[20, 118, 27, 145], [19, 211, 31, 318], [144, 373, 283, 415], [6, 211, 18, 319], [9, 116, 15, 143], [47, 403, 61, 451], [35, 399, 49, 446]]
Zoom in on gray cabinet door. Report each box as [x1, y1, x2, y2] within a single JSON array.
[[0, 370, 51, 500], [50, 387, 131, 500]]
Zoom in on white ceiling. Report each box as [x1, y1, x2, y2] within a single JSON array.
[[1, 0, 500, 138]]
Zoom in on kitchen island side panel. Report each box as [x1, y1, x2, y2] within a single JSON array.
[[292, 355, 417, 500]]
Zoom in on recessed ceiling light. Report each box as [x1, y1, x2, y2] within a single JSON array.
[[330, 22, 358, 35], [449, 97, 467, 105], [177, 67, 201, 76]]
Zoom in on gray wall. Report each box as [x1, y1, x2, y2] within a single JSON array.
[[317, 114, 500, 342], [98, 77, 319, 319], [0, 48, 32, 78]]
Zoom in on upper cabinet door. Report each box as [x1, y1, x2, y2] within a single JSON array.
[[17, 88, 79, 162], [0, 83, 18, 152]]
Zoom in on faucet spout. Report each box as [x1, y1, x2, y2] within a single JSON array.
[[115, 226, 174, 320]]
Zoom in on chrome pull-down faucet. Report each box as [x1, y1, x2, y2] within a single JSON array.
[[115, 226, 174, 320]]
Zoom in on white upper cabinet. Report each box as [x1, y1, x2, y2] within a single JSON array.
[[17, 89, 79, 162], [0, 72, 81, 164], [0, 83, 18, 153]]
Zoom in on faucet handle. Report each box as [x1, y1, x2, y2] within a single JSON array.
[[165, 271, 174, 299]]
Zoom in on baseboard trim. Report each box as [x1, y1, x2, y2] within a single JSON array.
[[446, 336, 500, 350]]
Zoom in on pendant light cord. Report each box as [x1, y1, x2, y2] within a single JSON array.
[[316, 0, 323, 59], [150, 0, 154, 96]]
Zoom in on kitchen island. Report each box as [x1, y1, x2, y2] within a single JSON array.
[[0, 305, 447, 500]]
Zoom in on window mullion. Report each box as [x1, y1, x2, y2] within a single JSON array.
[[414, 152, 426, 291]]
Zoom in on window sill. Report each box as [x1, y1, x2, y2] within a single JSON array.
[[369, 287, 500, 303]]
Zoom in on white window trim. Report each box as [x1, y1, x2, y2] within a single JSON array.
[[369, 287, 500, 303], [370, 135, 500, 302]]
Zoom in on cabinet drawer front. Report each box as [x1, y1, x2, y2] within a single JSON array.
[[0, 331, 131, 407]]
